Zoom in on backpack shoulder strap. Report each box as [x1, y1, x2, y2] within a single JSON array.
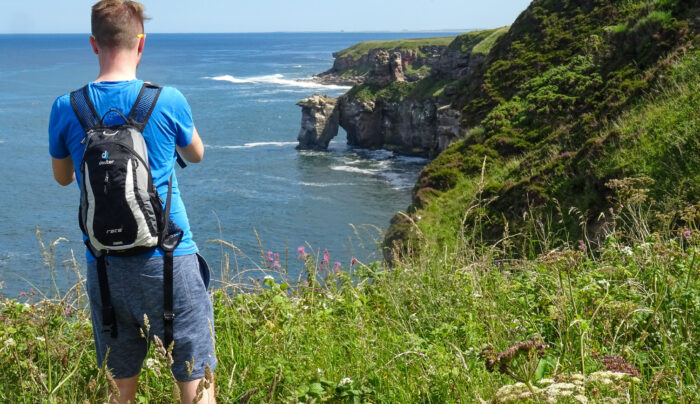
[[70, 85, 101, 134], [128, 82, 162, 131]]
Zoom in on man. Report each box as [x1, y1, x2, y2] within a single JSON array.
[[48, 1, 216, 402]]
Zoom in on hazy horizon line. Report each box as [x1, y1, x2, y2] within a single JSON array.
[[0, 28, 484, 35]]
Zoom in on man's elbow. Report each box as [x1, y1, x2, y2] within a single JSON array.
[[54, 174, 74, 186], [189, 150, 204, 163]]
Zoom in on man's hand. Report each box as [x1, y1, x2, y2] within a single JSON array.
[[176, 127, 204, 163], [52, 157, 75, 186]]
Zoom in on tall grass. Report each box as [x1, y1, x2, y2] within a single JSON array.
[[1, 192, 697, 402]]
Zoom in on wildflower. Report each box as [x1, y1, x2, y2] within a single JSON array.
[[297, 246, 305, 253], [297, 246, 307, 259], [267, 251, 273, 256], [323, 249, 329, 263], [621, 246, 633, 256], [264, 275, 274, 281], [273, 261, 281, 269], [334, 267, 341, 275], [334, 262, 341, 267], [601, 355, 640, 377], [274, 252, 279, 259], [338, 377, 353, 386], [19, 291, 26, 297], [268, 256, 274, 262], [36, 336, 46, 342], [683, 229, 691, 239], [351, 257, 358, 265], [578, 240, 586, 252], [145, 358, 158, 370], [3, 338, 16, 349], [481, 337, 549, 380]]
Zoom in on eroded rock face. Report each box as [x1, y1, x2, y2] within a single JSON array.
[[436, 105, 463, 152], [315, 46, 445, 86], [296, 95, 340, 150], [437, 47, 486, 80], [338, 95, 451, 157], [367, 50, 405, 86], [338, 97, 383, 149]]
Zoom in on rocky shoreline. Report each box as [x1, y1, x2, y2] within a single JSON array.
[[295, 33, 497, 157]]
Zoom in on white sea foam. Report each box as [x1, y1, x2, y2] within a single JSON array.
[[299, 181, 355, 187], [207, 74, 351, 90], [208, 141, 297, 150], [330, 165, 379, 175], [0, 140, 5, 144]]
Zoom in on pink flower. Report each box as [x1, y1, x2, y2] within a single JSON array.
[[297, 246, 305, 253], [268, 256, 274, 262], [683, 229, 691, 239], [267, 251, 273, 256], [351, 257, 358, 266], [323, 249, 329, 263], [274, 253, 279, 259], [334, 262, 341, 267], [334, 268, 341, 274], [19, 291, 26, 297], [273, 261, 281, 268]]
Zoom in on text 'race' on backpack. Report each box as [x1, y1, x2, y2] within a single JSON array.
[[71, 82, 186, 348]]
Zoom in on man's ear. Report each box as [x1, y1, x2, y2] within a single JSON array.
[[137, 34, 145, 54], [89, 35, 99, 55]]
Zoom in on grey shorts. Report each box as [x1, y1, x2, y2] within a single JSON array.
[[86, 253, 217, 382]]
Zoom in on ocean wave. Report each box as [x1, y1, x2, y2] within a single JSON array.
[[207, 74, 351, 90], [208, 142, 297, 150], [299, 181, 355, 187], [379, 171, 416, 190], [330, 165, 379, 175]]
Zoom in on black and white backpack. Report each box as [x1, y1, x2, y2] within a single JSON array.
[[71, 82, 185, 347]]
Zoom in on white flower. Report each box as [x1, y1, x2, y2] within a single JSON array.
[[3, 338, 17, 348], [621, 246, 633, 256], [145, 358, 158, 370], [35, 336, 45, 342], [264, 275, 274, 281], [338, 377, 353, 386]]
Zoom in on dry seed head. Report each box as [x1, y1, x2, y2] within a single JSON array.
[[105, 370, 120, 400], [143, 313, 151, 334], [193, 378, 205, 403], [186, 358, 194, 378], [205, 363, 213, 388]]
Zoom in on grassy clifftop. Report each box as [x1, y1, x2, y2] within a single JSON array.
[[334, 36, 456, 61], [387, 0, 700, 253]]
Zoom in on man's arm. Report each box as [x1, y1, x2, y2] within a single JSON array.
[[51, 157, 75, 186], [176, 127, 204, 163]]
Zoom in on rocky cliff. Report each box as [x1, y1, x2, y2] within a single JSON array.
[[297, 29, 506, 157], [312, 37, 455, 86]]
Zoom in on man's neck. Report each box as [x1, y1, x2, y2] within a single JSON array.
[[95, 49, 139, 83]]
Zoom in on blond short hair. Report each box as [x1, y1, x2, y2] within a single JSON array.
[[91, 0, 149, 50]]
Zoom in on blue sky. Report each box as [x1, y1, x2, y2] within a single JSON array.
[[3, 0, 532, 34]]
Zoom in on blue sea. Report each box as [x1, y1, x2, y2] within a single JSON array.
[[0, 33, 460, 297]]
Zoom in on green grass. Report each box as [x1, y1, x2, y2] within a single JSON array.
[[335, 37, 457, 62], [1, 211, 697, 402]]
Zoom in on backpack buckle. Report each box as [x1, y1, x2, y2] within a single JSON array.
[[163, 310, 175, 321]]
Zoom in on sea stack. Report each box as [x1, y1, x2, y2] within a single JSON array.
[[296, 94, 340, 150]]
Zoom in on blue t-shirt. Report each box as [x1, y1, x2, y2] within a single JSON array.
[[49, 79, 198, 261]]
